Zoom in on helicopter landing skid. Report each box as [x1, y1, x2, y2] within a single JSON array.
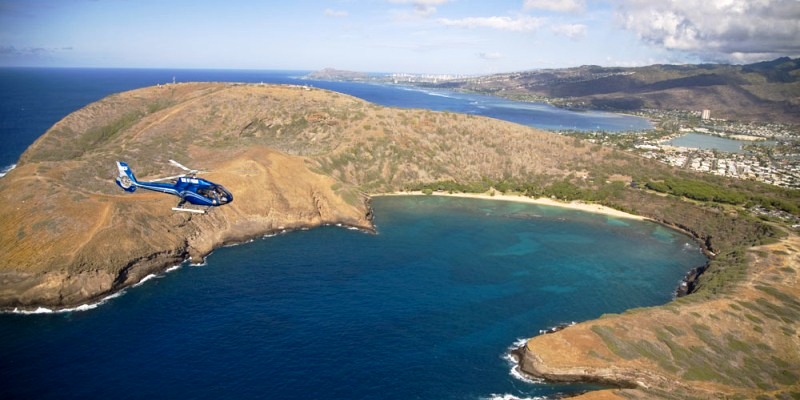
[[171, 207, 207, 214]]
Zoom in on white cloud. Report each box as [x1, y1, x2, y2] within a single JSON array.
[[437, 16, 545, 32], [614, 0, 800, 62], [478, 52, 503, 60], [324, 9, 349, 18], [551, 23, 587, 40], [523, 0, 585, 13], [388, 0, 452, 17]]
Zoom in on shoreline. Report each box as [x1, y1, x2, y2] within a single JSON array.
[[4, 192, 649, 314], [373, 191, 647, 221], [0, 221, 375, 314], [5, 192, 674, 315]]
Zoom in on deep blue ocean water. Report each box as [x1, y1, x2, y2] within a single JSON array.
[[0, 196, 706, 400], [0, 68, 699, 399], [0, 67, 651, 169]]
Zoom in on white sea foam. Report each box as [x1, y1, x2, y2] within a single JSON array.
[[224, 238, 253, 248], [11, 306, 54, 314], [509, 365, 544, 385], [511, 337, 528, 348], [424, 90, 458, 99], [503, 338, 545, 385], [682, 242, 700, 253], [190, 259, 208, 267], [165, 264, 182, 273], [4, 262, 188, 315], [538, 321, 576, 335], [8, 289, 127, 315], [264, 228, 295, 238], [483, 394, 548, 400], [72, 303, 99, 312], [0, 164, 16, 178], [132, 274, 159, 287]]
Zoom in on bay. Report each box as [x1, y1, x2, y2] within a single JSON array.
[[0, 196, 706, 399], [1, 68, 696, 399]]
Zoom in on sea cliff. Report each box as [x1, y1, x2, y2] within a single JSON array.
[[0, 83, 374, 309], [514, 233, 800, 399]]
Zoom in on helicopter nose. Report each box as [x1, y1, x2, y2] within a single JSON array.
[[219, 186, 233, 203]]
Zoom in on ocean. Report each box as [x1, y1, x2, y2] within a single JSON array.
[[0, 69, 700, 400]]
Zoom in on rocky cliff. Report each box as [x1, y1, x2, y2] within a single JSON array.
[[0, 83, 373, 309], [516, 234, 800, 399]]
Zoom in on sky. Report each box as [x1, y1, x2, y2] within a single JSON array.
[[1, 0, 799, 74]]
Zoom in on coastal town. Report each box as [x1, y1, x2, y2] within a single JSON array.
[[307, 69, 800, 191], [572, 109, 800, 189]]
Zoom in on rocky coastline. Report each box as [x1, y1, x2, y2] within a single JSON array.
[[1, 219, 374, 313], [3, 187, 709, 313]]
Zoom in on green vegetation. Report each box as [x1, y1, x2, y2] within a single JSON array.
[[646, 178, 747, 205], [691, 248, 750, 298], [645, 177, 799, 215], [80, 111, 143, 149], [146, 99, 174, 114], [26, 110, 144, 162]]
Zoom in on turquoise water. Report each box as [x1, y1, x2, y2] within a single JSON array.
[[0, 196, 706, 399]]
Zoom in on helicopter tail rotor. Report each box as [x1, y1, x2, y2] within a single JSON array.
[[115, 161, 138, 192]]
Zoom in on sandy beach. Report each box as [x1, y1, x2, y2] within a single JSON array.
[[374, 191, 647, 221]]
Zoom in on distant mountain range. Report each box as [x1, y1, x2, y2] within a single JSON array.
[[309, 58, 800, 124]]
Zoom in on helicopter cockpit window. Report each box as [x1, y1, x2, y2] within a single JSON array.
[[214, 186, 229, 203]]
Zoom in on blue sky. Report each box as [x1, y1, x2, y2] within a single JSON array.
[[1, 0, 798, 74]]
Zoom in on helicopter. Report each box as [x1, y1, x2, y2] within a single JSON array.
[[115, 159, 233, 214]]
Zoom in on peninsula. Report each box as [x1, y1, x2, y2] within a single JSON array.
[[1, 82, 798, 398]]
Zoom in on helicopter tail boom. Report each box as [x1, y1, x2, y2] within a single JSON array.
[[115, 161, 138, 192]]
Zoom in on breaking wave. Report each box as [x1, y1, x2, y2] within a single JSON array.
[[9, 290, 125, 315], [483, 395, 548, 400], [0, 164, 16, 178], [6, 263, 183, 314], [504, 339, 544, 385]]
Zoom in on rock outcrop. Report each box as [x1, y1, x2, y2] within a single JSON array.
[[515, 234, 800, 399]]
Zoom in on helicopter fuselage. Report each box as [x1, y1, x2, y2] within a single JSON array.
[[115, 161, 233, 208]]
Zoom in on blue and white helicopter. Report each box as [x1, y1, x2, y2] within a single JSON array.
[[115, 159, 233, 214]]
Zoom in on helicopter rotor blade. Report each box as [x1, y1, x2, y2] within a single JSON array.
[[169, 159, 205, 175], [169, 159, 192, 172], [150, 174, 186, 182]]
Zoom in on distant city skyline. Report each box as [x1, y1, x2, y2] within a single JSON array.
[[1, 0, 798, 74]]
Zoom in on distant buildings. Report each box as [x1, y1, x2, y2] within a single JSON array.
[[701, 109, 711, 120], [579, 110, 800, 189]]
